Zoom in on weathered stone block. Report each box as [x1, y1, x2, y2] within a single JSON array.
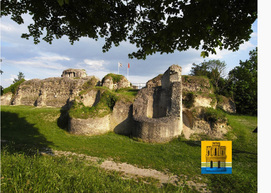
[[111, 100, 134, 135], [1, 92, 13, 105], [69, 115, 111, 135], [61, 69, 87, 78], [102, 74, 131, 90], [132, 64, 183, 142], [132, 117, 182, 143]]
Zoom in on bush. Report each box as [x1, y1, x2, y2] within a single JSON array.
[[202, 107, 226, 123], [69, 89, 119, 119], [103, 73, 124, 84], [3, 79, 25, 95], [182, 92, 195, 108], [82, 77, 99, 90]]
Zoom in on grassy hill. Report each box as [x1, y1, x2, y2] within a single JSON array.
[[1, 105, 257, 192]]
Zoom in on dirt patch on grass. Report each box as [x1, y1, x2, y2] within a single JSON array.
[[40, 148, 210, 192]]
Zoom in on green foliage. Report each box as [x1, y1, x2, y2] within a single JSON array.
[[202, 107, 227, 124], [103, 73, 124, 84], [82, 77, 98, 90], [229, 48, 257, 115], [72, 87, 138, 119], [190, 60, 227, 94], [1, 106, 257, 192], [3, 79, 25, 95], [182, 92, 195, 108], [70, 89, 119, 119], [13, 72, 25, 83], [2, 0, 257, 59], [115, 88, 139, 102]]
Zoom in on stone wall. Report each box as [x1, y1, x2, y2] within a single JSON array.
[[1, 66, 235, 142], [132, 65, 183, 142], [9, 76, 99, 107], [1, 92, 13, 105], [111, 100, 134, 135], [182, 76, 212, 93], [61, 69, 87, 78], [68, 100, 134, 136], [69, 115, 111, 135], [182, 107, 230, 139], [102, 74, 131, 90]]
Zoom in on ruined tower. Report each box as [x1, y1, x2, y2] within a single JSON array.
[[61, 69, 87, 78], [132, 65, 183, 142]]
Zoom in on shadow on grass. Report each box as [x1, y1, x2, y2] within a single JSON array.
[[1, 111, 54, 155], [183, 140, 201, 147], [57, 101, 71, 131], [232, 149, 257, 155]]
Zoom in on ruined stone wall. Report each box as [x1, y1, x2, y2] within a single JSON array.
[[132, 65, 183, 143], [102, 74, 131, 90], [61, 69, 87, 78], [69, 115, 111, 135], [1, 67, 235, 142], [11, 77, 99, 107], [68, 100, 134, 136], [182, 76, 212, 93]]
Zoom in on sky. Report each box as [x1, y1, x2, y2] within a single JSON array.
[[0, 14, 257, 88]]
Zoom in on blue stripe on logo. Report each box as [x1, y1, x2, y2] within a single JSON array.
[[201, 167, 232, 174]]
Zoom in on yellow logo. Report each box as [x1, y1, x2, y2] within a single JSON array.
[[201, 141, 232, 174]]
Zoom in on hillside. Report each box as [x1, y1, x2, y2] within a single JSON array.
[[1, 105, 257, 192]]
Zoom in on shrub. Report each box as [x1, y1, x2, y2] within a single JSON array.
[[202, 107, 226, 123], [3, 79, 25, 95], [69, 89, 119, 119], [183, 92, 195, 108], [82, 77, 98, 90], [103, 73, 124, 84]]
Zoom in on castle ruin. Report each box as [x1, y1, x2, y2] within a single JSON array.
[[61, 69, 87, 78], [132, 65, 183, 142], [1, 64, 236, 142]]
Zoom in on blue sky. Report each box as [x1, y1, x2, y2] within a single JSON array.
[[0, 14, 257, 88]]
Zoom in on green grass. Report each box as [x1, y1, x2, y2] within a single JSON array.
[[207, 114, 257, 192], [103, 73, 125, 84], [2, 147, 187, 193], [1, 105, 257, 192], [70, 87, 138, 119]]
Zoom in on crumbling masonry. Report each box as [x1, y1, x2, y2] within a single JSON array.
[[132, 65, 183, 142]]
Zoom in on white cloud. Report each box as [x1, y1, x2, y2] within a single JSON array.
[[239, 41, 255, 51], [4, 52, 70, 71], [9, 60, 66, 70], [182, 63, 193, 75], [84, 59, 106, 67], [0, 23, 16, 32], [35, 55, 71, 61], [208, 49, 231, 60], [1, 74, 17, 88]]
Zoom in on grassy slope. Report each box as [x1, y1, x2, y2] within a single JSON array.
[[2, 149, 184, 192], [1, 106, 257, 192]]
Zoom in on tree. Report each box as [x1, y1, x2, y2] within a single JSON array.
[[1, 0, 257, 59], [229, 48, 257, 115], [190, 62, 210, 77], [190, 60, 226, 93], [0, 70, 3, 95], [13, 72, 25, 83]]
